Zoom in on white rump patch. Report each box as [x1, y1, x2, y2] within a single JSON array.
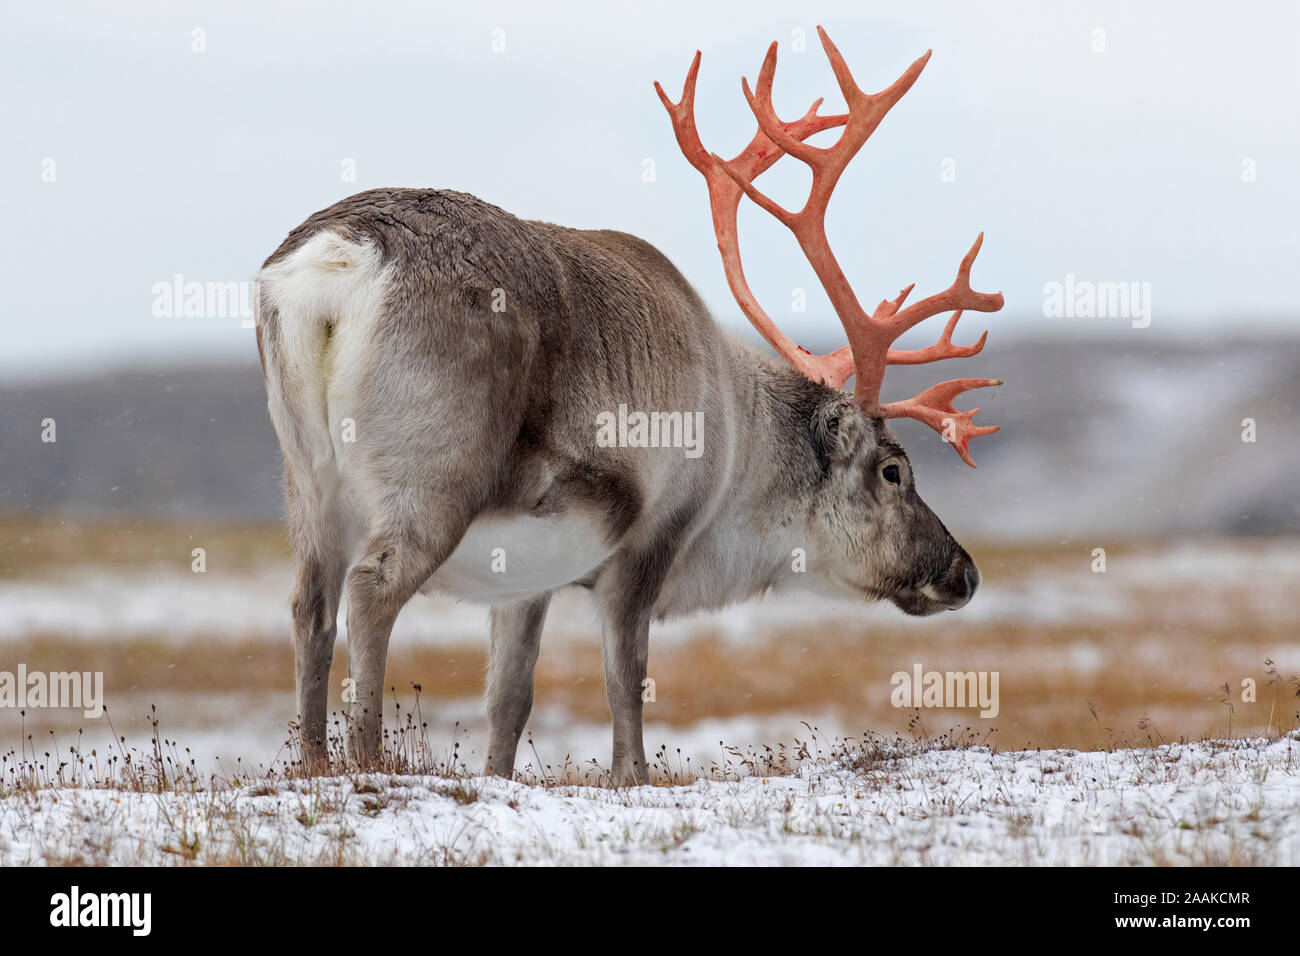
[[258, 231, 392, 475]]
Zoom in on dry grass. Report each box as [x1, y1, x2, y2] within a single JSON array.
[[0, 514, 289, 576], [10, 625, 1297, 756], [0, 687, 947, 795]]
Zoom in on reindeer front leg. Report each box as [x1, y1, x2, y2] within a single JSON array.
[[596, 534, 685, 787], [600, 602, 652, 787]]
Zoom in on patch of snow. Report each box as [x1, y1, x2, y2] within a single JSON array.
[[3, 736, 1296, 866]]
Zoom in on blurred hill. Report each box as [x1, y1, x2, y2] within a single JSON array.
[[1, 335, 1296, 539]]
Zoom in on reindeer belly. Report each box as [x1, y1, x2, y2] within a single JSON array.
[[422, 510, 614, 605]]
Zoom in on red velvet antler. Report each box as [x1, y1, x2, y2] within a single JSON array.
[[656, 26, 1005, 466], [655, 51, 852, 385]]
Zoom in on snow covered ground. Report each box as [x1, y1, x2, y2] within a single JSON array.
[[3, 734, 1297, 866]]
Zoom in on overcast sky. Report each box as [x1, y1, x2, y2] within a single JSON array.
[[2, 0, 1296, 377]]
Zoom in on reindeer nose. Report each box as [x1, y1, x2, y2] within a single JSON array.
[[942, 553, 979, 610]]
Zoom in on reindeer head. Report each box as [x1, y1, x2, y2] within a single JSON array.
[[657, 27, 1002, 614]]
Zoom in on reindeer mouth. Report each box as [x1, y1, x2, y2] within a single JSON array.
[[890, 588, 950, 617], [891, 561, 980, 616]]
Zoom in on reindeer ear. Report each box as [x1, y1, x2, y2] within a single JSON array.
[[810, 399, 865, 471]]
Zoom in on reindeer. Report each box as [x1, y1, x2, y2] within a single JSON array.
[[255, 27, 1004, 785]]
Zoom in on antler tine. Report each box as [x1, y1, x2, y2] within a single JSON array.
[[741, 43, 822, 168], [653, 52, 711, 174], [878, 378, 1003, 468], [886, 311, 988, 365], [886, 233, 1005, 338], [817, 27, 866, 106], [822, 26, 932, 135]]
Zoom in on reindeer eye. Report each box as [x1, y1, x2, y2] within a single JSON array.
[[883, 464, 901, 484]]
